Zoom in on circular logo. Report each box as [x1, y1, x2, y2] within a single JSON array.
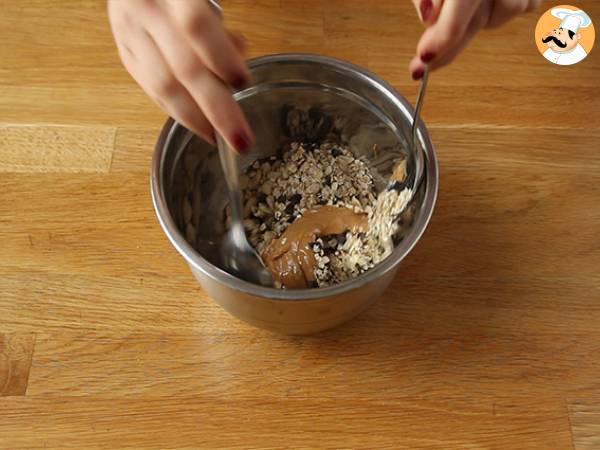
[[535, 4, 595, 66]]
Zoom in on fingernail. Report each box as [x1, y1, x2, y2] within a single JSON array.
[[232, 131, 251, 153], [420, 52, 436, 63], [412, 68, 424, 80], [420, 0, 433, 22], [232, 74, 249, 91]]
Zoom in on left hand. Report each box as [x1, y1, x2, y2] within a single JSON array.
[[409, 0, 542, 79]]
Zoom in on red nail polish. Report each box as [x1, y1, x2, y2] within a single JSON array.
[[412, 68, 424, 80], [421, 52, 436, 63], [420, 0, 433, 22], [232, 75, 249, 91], [232, 131, 251, 153]]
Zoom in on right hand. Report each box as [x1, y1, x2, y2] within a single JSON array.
[[108, 0, 254, 153], [409, 0, 542, 79]]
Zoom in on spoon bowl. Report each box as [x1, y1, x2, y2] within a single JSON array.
[[216, 134, 273, 287], [220, 223, 274, 287]]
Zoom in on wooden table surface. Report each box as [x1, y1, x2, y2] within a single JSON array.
[[1, 1, 599, 449]]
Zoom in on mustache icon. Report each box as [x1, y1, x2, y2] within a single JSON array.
[[542, 35, 568, 48]]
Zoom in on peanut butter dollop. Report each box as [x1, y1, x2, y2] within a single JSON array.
[[261, 206, 368, 289]]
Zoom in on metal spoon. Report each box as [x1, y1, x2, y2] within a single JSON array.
[[389, 63, 430, 193], [408, 63, 430, 191], [411, 64, 430, 160], [216, 134, 274, 287], [383, 63, 430, 230]]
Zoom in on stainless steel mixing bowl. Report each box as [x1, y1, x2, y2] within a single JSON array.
[[151, 54, 438, 335]]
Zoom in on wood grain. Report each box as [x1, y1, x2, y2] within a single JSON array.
[[110, 126, 156, 172], [569, 399, 600, 450], [0, 397, 573, 450], [0, 125, 115, 172], [23, 327, 600, 398], [0, 333, 36, 396], [1, 0, 599, 448]]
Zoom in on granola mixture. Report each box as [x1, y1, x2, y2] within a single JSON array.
[[235, 142, 412, 288]]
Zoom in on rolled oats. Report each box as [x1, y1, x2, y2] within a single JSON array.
[[228, 142, 412, 288]]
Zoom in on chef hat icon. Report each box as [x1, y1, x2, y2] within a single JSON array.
[[551, 8, 592, 34]]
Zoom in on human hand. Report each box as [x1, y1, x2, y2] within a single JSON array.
[[410, 0, 542, 79], [108, 0, 254, 152]]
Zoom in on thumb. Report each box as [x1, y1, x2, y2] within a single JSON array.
[[411, 0, 444, 25]]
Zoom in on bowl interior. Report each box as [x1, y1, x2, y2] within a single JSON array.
[[157, 55, 436, 296]]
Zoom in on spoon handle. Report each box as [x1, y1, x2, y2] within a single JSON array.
[[411, 64, 430, 155], [402, 64, 430, 193], [386, 64, 430, 196], [216, 134, 245, 236], [208, 0, 222, 15]]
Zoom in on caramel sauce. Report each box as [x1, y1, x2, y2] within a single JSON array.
[[261, 206, 368, 289]]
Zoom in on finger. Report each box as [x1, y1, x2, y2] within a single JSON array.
[[411, 0, 444, 25], [188, 71, 254, 154], [486, 0, 534, 28], [140, 8, 253, 153], [526, 0, 543, 13], [415, 0, 479, 64], [429, 7, 489, 68], [410, 3, 491, 77], [164, 0, 250, 89], [117, 26, 215, 143], [228, 30, 248, 55], [409, 55, 425, 81], [154, 86, 215, 145]]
